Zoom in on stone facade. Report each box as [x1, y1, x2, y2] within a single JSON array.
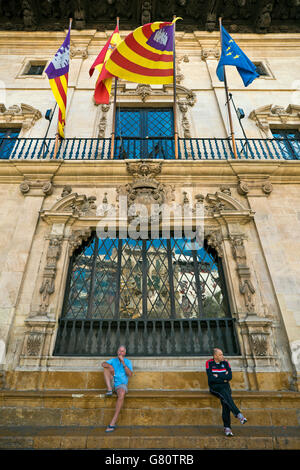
[[0, 27, 299, 393]]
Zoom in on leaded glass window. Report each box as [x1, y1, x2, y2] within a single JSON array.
[[114, 108, 174, 159], [62, 234, 230, 321]]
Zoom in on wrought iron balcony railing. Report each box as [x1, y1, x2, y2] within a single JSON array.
[[53, 317, 240, 357], [0, 136, 299, 160]]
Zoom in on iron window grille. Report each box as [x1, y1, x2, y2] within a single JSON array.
[[54, 234, 239, 356], [114, 107, 175, 159], [0, 128, 20, 159], [271, 129, 300, 160]]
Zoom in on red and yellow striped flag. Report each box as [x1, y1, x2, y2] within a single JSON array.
[[90, 26, 122, 104], [45, 25, 71, 138], [104, 18, 181, 86]]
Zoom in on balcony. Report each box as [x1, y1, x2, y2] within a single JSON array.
[[0, 136, 299, 160]]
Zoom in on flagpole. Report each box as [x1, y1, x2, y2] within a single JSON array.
[[53, 17, 72, 160], [110, 17, 119, 160], [219, 17, 238, 160], [173, 15, 178, 160]]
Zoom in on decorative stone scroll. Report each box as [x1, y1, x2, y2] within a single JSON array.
[[249, 104, 300, 136], [237, 177, 273, 197], [0, 103, 42, 131], [19, 179, 53, 197], [68, 228, 92, 256]]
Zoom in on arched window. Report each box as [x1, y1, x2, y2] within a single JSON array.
[[54, 234, 239, 356]]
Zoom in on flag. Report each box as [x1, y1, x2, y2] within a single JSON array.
[[101, 18, 181, 88], [216, 26, 259, 87], [89, 25, 122, 104], [45, 25, 71, 138]]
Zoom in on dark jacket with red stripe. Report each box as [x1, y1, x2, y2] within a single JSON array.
[[206, 359, 232, 387]]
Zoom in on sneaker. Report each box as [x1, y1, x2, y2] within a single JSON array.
[[224, 427, 234, 437], [237, 413, 247, 424], [105, 390, 113, 397]]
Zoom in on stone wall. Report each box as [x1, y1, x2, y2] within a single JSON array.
[[0, 29, 299, 392]]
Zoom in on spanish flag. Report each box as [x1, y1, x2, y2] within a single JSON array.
[[90, 26, 122, 104], [45, 25, 71, 138]]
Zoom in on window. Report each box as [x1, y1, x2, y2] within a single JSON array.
[[54, 234, 239, 356], [0, 128, 20, 159], [114, 108, 174, 159], [271, 129, 300, 160], [254, 62, 269, 77], [24, 64, 45, 76], [19, 60, 47, 77]]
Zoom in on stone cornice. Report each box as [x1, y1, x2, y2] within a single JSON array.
[[0, 31, 300, 55], [0, 160, 300, 185]]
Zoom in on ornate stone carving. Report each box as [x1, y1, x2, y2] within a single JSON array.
[[237, 180, 250, 196], [230, 234, 247, 266], [20, 318, 56, 363], [25, 333, 42, 356], [250, 332, 269, 356], [237, 177, 273, 197], [19, 179, 53, 197], [61, 185, 72, 198], [262, 181, 273, 194], [239, 277, 256, 313], [255, 1, 274, 33], [238, 316, 274, 361], [22, 0, 36, 29], [203, 191, 255, 222], [176, 55, 190, 84], [136, 84, 152, 102], [229, 234, 256, 314], [201, 48, 220, 61], [117, 161, 175, 216], [0, 103, 42, 131], [249, 104, 300, 135], [69, 228, 92, 256], [38, 235, 63, 317], [70, 41, 88, 59], [97, 103, 111, 138], [206, 229, 224, 257]]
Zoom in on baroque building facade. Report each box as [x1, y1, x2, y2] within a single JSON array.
[[0, 3, 300, 395]]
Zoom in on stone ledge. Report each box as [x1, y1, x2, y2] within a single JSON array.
[[0, 425, 299, 450]]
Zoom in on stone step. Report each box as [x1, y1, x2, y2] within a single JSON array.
[[1, 390, 299, 427], [0, 425, 299, 450]]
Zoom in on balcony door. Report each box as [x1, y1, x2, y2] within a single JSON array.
[[114, 108, 174, 159]]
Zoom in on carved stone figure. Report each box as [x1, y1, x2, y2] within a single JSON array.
[[38, 235, 63, 316]]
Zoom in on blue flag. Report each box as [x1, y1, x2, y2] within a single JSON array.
[[216, 26, 259, 87]]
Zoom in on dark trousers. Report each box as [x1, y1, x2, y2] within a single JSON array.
[[210, 383, 240, 428]]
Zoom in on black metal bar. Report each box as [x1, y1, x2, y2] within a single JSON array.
[[142, 240, 148, 318], [115, 239, 123, 319], [87, 237, 98, 318], [192, 247, 205, 317], [53, 317, 239, 356], [166, 239, 176, 318]]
